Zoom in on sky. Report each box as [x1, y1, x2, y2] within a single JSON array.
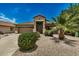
[[0, 3, 70, 24]]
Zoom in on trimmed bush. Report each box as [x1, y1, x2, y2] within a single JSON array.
[[44, 30, 53, 36], [48, 30, 53, 36], [74, 32, 79, 37], [34, 32, 40, 38], [65, 30, 75, 36], [44, 27, 58, 36], [44, 30, 49, 36], [18, 32, 40, 50]]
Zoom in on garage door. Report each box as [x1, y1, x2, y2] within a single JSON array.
[[19, 28, 33, 33]]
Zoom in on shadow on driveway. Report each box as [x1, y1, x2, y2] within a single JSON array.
[[64, 38, 77, 47], [51, 36, 78, 47]]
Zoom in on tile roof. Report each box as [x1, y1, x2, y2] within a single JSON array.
[[16, 22, 34, 28], [0, 21, 15, 27], [34, 15, 46, 18], [16, 22, 34, 25]]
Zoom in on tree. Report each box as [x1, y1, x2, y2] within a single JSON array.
[[64, 3, 79, 15], [52, 11, 79, 40]]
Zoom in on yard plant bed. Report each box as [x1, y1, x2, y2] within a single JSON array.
[[13, 34, 79, 56]]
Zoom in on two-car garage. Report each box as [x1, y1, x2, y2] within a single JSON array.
[[17, 27, 33, 33], [16, 22, 34, 33]]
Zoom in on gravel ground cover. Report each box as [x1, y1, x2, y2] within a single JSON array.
[[13, 34, 79, 56]]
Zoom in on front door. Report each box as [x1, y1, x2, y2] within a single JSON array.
[[36, 21, 43, 33]]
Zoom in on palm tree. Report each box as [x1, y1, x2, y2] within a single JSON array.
[[64, 3, 79, 15], [52, 11, 79, 40]]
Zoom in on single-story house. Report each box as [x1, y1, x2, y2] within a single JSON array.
[[0, 15, 54, 34], [0, 20, 15, 34]]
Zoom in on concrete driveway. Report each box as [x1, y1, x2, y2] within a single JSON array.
[[0, 34, 19, 56]]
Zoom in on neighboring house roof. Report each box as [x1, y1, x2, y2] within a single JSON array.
[[16, 22, 34, 28], [0, 21, 15, 27]]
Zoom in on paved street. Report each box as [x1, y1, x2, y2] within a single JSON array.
[[0, 34, 19, 56]]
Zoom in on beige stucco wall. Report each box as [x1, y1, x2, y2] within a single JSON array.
[[17, 27, 33, 33], [0, 26, 11, 32]]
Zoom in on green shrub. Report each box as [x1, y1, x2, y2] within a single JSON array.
[[65, 30, 75, 36], [51, 27, 58, 34], [18, 32, 40, 50], [44, 30, 53, 36], [74, 32, 79, 37], [44, 27, 58, 36], [78, 32, 79, 37], [44, 30, 49, 36], [34, 32, 40, 38], [48, 30, 53, 36]]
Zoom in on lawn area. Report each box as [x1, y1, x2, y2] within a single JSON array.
[[13, 34, 79, 56]]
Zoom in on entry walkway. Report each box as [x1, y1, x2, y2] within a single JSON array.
[[0, 34, 19, 56]]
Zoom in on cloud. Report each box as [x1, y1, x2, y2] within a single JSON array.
[[12, 18, 16, 23], [0, 13, 16, 23]]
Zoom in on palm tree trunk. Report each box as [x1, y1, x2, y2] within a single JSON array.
[[58, 28, 64, 40]]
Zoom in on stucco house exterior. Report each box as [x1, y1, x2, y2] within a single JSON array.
[[0, 20, 15, 34], [0, 15, 54, 34]]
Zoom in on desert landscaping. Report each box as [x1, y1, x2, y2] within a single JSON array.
[[0, 3, 79, 56], [0, 34, 79, 56]]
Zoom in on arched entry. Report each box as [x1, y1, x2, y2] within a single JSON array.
[[33, 15, 46, 33], [36, 21, 43, 33]]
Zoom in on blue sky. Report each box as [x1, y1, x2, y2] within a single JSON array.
[[0, 3, 70, 24]]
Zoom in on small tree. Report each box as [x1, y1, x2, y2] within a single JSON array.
[[52, 11, 79, 40]]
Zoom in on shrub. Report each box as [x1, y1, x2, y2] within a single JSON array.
[[18, 32, 40, 50], [44, 30, 49, 36], [74, 32, 79, 37], [44, 30, 53, 37], [71, 32, 75, 36], [78, 32, 79, 37], [48, 30, 53, 36], [44, 27, 58, 36], [65, 30, 75, 36], [34, 32, 40, 38], [51, 27, 58, 34]]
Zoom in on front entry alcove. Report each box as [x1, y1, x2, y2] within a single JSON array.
[[33, 15, 46, 34], [36, 21, 43, 33]]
